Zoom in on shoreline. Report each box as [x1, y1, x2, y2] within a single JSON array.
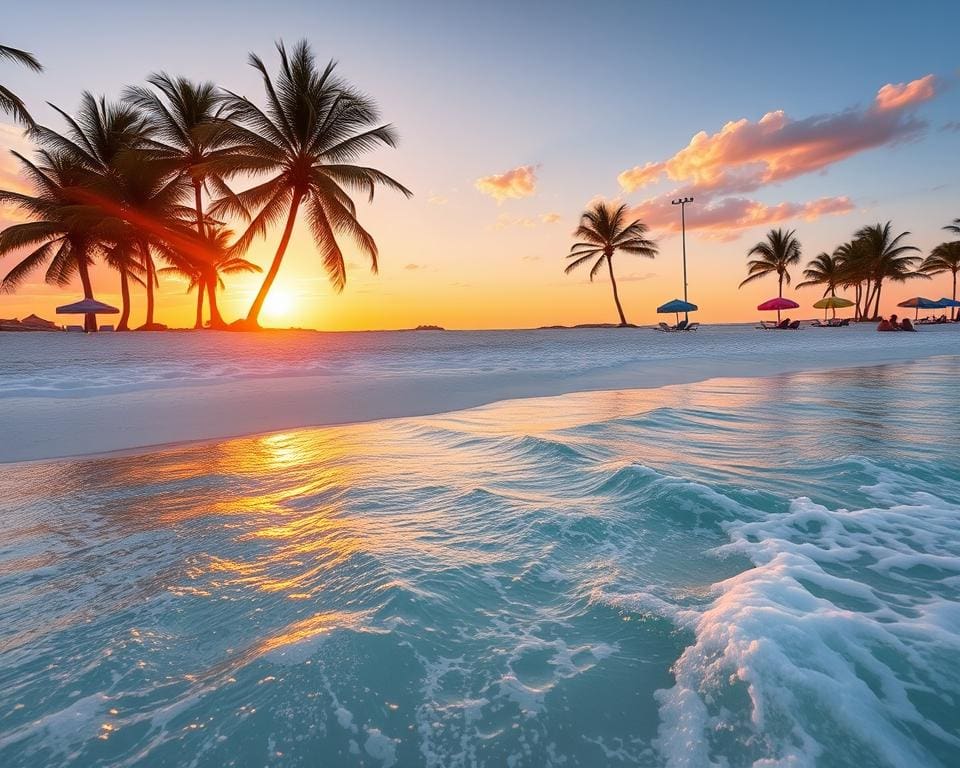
[[3, 347, 950, 465]]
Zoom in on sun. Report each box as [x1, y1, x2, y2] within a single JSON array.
[[262, 288, 297, 322]]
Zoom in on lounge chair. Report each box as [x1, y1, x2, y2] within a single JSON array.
[[675, 320, 688, 331], [685, 322, 699, 331], [788, 320, 801, 330], [656, 322, 674, 332], [99, 324, 114, 332], [65, 325, 84, 333]]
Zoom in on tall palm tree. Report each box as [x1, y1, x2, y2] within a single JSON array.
[[855, 222, 921, 319], [834, 239, 872, 320], [0, 44, 42, 125], [124, 74, 246, 328], [797, 251, 843, 297], [565, 201, 658, 326], [739, 228, 802, 301], [0, 151, 103, 330], [213, 40, 411, 329], [28, 93, 149, 328], [920, 241, 960, 319], [159, 224, 260, 328]]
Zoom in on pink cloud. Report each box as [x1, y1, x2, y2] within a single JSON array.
[[612, 74, 937, 240], [875, 74, 937, 112], [475, 165, 537, 202], [618, 161, 665, 192], [540, 212, 562, 224], [627, 195, 855, 242]]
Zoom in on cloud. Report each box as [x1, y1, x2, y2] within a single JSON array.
[[614, 74, 937, 239], [618, 162, 666, 193], [540, 212, 562, 224], [404, 263, 422, 271], [627, 195, 855, 242], [942, 120, 960, 133], [491, 213, 537, 230], [619, 271, 658, 282], [874, 74, 937, 112], [427, 193, 448, 205], [521, 255, 541, 262], [475, 165, 537, 202]]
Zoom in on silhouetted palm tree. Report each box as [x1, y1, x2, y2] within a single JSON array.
[[214, 40, 411, 329], [0, 151, 104, 329], [125, 74, 246, 327], [160, 225, 260, 328], [920, 241, 960, 319], [797, 251, 843, 297], [0, 44, 42, 125], [855, 222, 921, 319], [944, 218, 960, 238], [565, 201, 658, 326], [739, 228, 802, 299], [28, 93, 148, 328]]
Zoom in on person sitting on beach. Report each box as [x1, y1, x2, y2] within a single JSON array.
[[777, 317, 791, 329], [877, 316, 896, 332], [900, 317, 916, 332]]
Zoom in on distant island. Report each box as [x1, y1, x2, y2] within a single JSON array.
[[407, 325, 445, 331]]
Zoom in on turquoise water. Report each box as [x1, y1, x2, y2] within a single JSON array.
[[1, 358, 959, 766]]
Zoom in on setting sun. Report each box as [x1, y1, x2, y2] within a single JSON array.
[[261, 288, 297, 322]]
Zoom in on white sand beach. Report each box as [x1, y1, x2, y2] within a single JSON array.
[[2, 325, 955, 463]]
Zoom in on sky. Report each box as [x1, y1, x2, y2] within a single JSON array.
[[1, 0, 958, 330]]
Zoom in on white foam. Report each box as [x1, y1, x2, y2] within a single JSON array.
[[655, 483, 960, 767]]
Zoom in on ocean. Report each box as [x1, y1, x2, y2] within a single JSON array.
[[1, 329, 959, 766]]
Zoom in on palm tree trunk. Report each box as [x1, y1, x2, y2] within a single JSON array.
[[118, 268, 131, 331], [606, 255, 627, 326], [246, 193, 303, 327], [194, 279, 205, 329], [140, 240, 156, 328], [194, 180, 226, 329], [872, 281, 882, 319], [77, 254, 97, 332], [949, 270, 957, 320], [777, 272, 784, 323]]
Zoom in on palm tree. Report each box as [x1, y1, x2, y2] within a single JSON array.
[[920, 241, 960, 319], [797, 251, 844, 297], [564, 201, 658, 326], [739, 228, 802, 302], [854, 222, 921, 319], [124, 74, 246, 328], [27, 93, 149, 328], [213, 40, 411, 329], [0, 151, 103, 330], [159, 224, 260, 328], [834, 240, 872, 320], [0, 44, 42, 125], [945, 218, 960, 238]]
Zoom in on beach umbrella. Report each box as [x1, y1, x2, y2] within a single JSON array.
[[937, 297, 960, 321], [813, 296, 854, 320], [757, 296, 799, 323], [896, 296, 942, 320], [657, 298, 698, 326], [56, 298, 119, 332]]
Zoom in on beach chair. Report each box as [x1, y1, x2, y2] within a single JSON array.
[[657, 322, 673, 332], [685, 322, 699, 331], [65, 325, 84, 333], [99, 324, 114, 332], [676, 320, 688, 331], [789, 320, 801, 330]]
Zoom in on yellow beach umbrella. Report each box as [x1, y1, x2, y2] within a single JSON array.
[[813, 296, 854, 319]]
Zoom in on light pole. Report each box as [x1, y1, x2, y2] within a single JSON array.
[[671, 197, 694, 322]]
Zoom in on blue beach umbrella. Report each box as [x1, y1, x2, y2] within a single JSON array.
[[657, 299, 698, 326], [896, 296, 943, 320]]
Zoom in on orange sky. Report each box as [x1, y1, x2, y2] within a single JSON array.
[[1, 3, 958, 330]]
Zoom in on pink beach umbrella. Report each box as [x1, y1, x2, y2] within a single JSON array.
[[757, 297, 800, 324]]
